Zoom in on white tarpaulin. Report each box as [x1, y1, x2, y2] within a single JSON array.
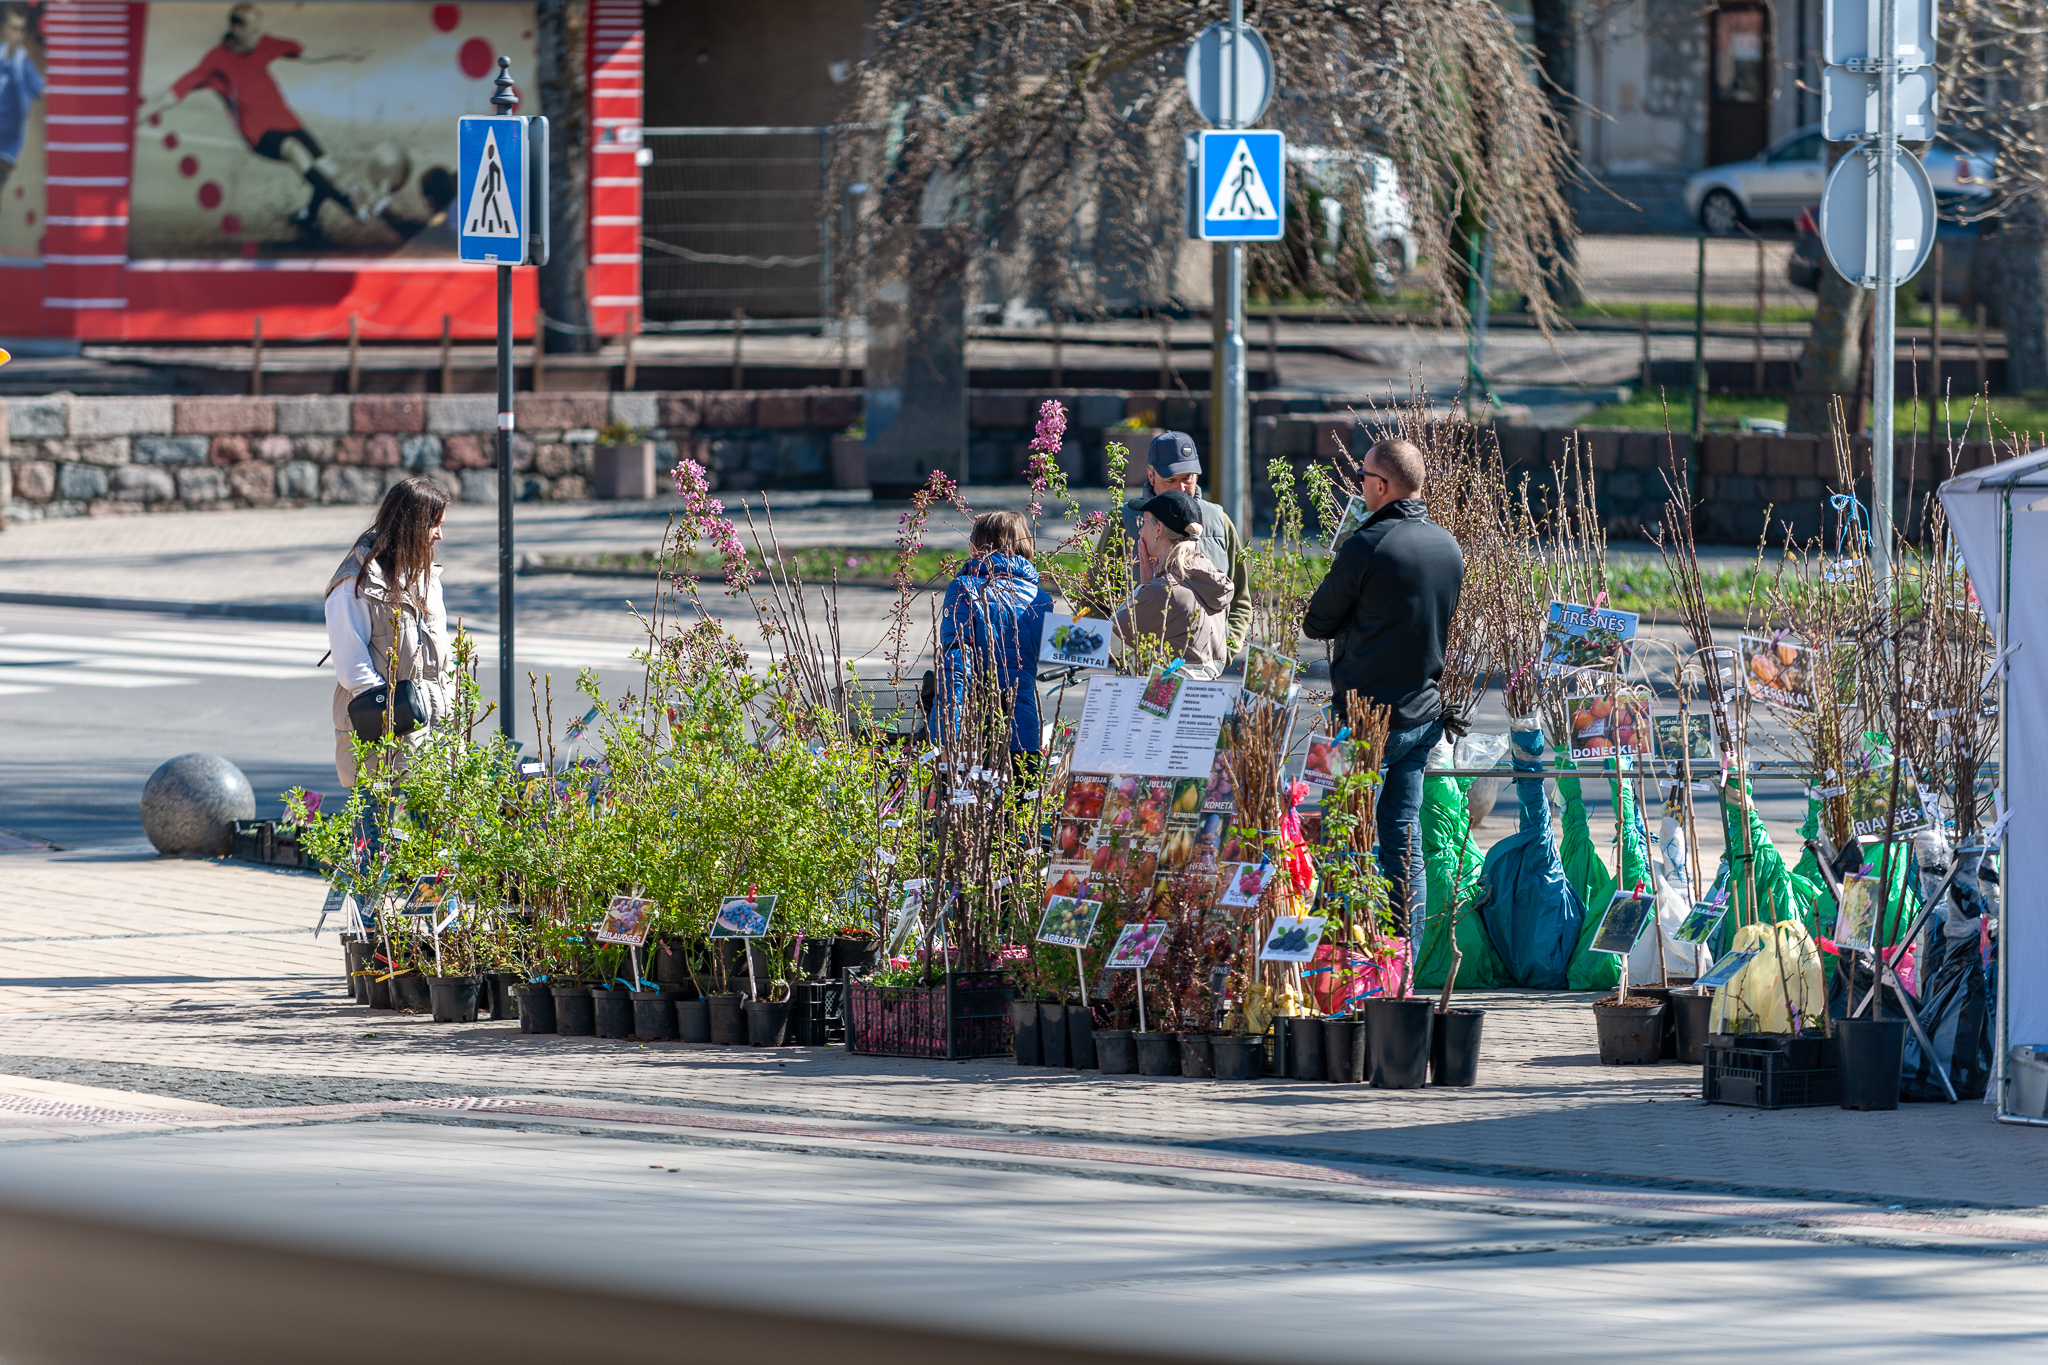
[[1940, 450, 2048, 1121]]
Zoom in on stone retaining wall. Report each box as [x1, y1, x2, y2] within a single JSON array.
[[0, 388, 2006, 542]]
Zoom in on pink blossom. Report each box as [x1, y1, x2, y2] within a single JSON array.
[[670, 458, 756, 593]]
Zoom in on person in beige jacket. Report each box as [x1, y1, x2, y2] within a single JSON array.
[[1112, 490, 1235, 679], [323, 476, 453, 787]]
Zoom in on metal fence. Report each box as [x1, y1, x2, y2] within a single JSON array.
[[639, 126, 838, 325]]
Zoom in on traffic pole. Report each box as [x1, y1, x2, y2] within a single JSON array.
[[1870, 0, 1898, 584], [1216, 0, 1249, 538], [492, 58, 518, 739]]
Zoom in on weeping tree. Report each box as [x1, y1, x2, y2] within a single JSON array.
[[834, 0, 1580, 330], [1942, 1, 2048, 393]]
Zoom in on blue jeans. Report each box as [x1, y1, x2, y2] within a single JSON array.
[[1376, 718, 1442, 937]]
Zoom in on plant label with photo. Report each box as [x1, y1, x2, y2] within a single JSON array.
[[1035, 896, 1104, 949], [1218, 860, 1275, 910], [1833, 874, 1882, 950], [1106, 920, 1168, 969], [1241, 645, 1300, 706], [1696, 947, 1758, 990], [1590, 890, 1656, 958], [1258, 915, 1327, 963], [1568, 689, 1653, 763], [1300, 732, 1347, 792], [710, 894, 777, 939], [595, 894, 656, 947], [1674, 897, 1730, 945], [1038, 614, 1114, 670], [1842, 735, 1932, 839], [1653, 714, 1716, 768], [1326, 494, 1371, 552], [1540, 602, 1638, 676], [1043, 861, 1092, 903], [1137, 666, 1187, 720], [1737, 634, 1849, 713], [403, 874, 454, 916]]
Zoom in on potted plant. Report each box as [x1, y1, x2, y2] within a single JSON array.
[[591, 420, 656, 499]]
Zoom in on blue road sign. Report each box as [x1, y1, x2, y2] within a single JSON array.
[[458, 115, 528, 265], [1197, 129, 1284, 241]]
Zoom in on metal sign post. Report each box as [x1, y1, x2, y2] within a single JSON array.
[[1821, 0, 1938, 586], [1184, 0, 1279, 540], [459, 59, 549, 739], [1872, 0, 1898, 586]]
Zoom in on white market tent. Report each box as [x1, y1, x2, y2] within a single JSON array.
[[1941, 451, 2048, 1125]]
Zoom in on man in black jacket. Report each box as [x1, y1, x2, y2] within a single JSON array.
[[1302, 438, 1464, 935]]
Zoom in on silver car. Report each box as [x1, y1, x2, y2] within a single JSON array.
[[1686, 124, 1997, 235]]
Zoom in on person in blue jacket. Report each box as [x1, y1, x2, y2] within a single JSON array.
[[929, 509, 1054, 760]]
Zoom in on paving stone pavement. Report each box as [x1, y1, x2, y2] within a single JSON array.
[[1, 851, 2043, 1212]]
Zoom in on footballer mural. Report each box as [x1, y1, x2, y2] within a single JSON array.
[[131, 2, 534, 258]]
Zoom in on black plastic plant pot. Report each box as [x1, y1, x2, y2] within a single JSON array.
[[1288, 1015, 1324, 1081], [550, 985, 597, 1037], [1836, 1016, 1907, 1111], [1671, 992, 1715, 1064], [484, 971, 522, 1020], [1039, 1001, 1071, 1068], [1592, 997, 1666, 1065], [1065, 1005, 1097, 1070], [593, 987, 634, 1039], [389, 972, 432, 1014], [426, 975, 479, 1024], [1429, 1008, 1484, 1087], [1210, 1034, 1262, 1080], [744, 1000, 791, 1046], [676, 998, 711, 1043], [364, 969, 394, 1009], [514, 984, 556, 1035], [707, 993, 746, 1045], [1010, 1000, 1042, 1065], [1177, 1032, 1214, 1078], [630, 989, 677, 1042], [1322, 1017, 1366, 1084], [343, 940, 370, 1003], [797, 938, 833, 980], [833, 934, 881, 976], [1094, 1029, 1136, 1075], [340, 944, 355, 999], [1367, 997, 1435, 1088], [1133, 1031, 1180, 1076]]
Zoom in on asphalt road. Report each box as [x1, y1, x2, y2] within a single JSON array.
[[0, 602, 652, 850]]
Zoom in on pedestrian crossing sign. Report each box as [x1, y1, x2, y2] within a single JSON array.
[[1196, 129, 1284, 241], [458, 115, 529, 264]]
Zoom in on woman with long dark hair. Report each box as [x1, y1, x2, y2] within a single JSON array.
[[324, 476, 452, 786]]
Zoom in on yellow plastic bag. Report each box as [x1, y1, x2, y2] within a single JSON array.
[[1709, 919, 1827, 1034]]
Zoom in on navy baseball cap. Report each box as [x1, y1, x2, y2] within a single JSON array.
[[1147, 430, 1202, 478]]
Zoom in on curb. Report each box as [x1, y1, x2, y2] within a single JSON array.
[[0, 591, 324, 624]]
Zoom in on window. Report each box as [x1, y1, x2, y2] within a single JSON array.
[[1713, 9, 1766, 104], [1770, 134, 1823, 164]]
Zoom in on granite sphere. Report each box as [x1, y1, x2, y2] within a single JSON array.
[[141, 753, 255, 857]]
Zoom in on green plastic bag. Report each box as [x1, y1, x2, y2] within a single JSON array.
[[1413, 774, 1511, 990], [1555, 759, 1620, 991]]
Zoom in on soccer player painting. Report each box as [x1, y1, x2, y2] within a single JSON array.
[[140, 5, 362, 236]]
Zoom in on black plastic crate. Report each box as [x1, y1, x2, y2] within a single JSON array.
[[1703, 1042, 1844, 1108], [231, 819, 273, 864], [789, 978, 846, 1047], [846, 969, 1012, 1059]]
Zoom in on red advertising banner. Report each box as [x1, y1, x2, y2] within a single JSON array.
[[0, 0, 639, 340]]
